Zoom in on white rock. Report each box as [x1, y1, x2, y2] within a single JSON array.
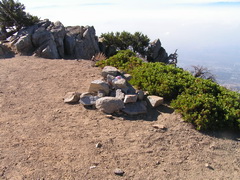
[[63, 92, 81, 103], [147, 95, 164, 107], [102, 66, 118, 78], [112, 77, 128, 90], [124, 74, 132, 81], [115, 89, 125, 100], [124, 94, 138, 103], [96, 97, 124, 114], [89, 80, 110, 95]]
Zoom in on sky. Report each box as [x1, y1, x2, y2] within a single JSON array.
[[20, 0, 240, 83]]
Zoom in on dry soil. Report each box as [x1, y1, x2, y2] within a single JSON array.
[[0, 56, 239, 180]]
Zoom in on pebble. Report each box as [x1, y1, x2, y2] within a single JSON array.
[[105, 114, 113, 119], [152, 124, 167, 130], [95, 143, 102, 148], [205, 163, 214, 170], [90, 166, 97, 169], [114, 168, 125, 176]]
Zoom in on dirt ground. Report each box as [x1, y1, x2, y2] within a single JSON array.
[[0, 55, 239, 180]]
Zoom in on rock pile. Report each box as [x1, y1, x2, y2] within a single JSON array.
[[64, 66, 164, 115]]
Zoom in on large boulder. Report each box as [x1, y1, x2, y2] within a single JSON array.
[[96, 97, 124, 114], [48, 21, 66, 58]]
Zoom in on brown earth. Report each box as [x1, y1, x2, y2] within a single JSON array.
[[0, 55, 239, 180]]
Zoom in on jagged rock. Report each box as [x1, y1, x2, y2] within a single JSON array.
[[48, 21, 66, 58], [64, 92, 81, 103], [137, 90, 144, 100], [14, 34, 33, 55], [89, 80, 110, 95], [64, 25, 99, 59], [148, 39, 168, 63], [102, 66, 118, 78], [147, 95, 164, 107], [96, 97, 124, 114], [123, 94, 138, 103], [115, 89, 125, 100], [122, 101, 147, 115], [80, 95, 100, 106], [36, 39, 59, 59], [8, 20, 99, 59], [0, 43, 14, 58]]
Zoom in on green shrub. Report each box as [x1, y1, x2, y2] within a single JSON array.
[[171, 78, 240, 131], [129, 62, 195, 100], [100, 31, 150, 56], [96, 50, 143, 73]]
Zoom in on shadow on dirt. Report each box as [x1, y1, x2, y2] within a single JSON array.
[[120, 104, 174, 122], [203, 130, 240, 141]]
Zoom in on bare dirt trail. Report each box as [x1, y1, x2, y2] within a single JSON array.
[[0, 56, 239, 180]]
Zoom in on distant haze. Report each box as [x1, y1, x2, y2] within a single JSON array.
[[21, 0, 240, 88]]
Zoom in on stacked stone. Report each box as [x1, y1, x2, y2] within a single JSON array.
[[64, 66, 164, 115]]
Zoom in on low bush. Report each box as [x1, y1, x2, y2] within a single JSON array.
[[130, 62, 195, 100], [171, 78, 240, 131], [96, 50, 143, 73]]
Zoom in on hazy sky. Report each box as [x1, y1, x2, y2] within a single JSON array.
[[20, 0, 240, 68]]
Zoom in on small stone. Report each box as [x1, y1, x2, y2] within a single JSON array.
[[63, 92, 81, 103], [79, 95, 100, 106], [90, 166, 97, 169], [115, 89, 125, 100], [89, 80, 110, 95], [114, 168, 125, 176], [105, 114, 114, 119], [147, 95, 164, 107], [96, 97, 124, 114], [152, 124, 167, 130], [205, 163, 214, 170], [96, 143, 102, 148], [112, 77, 128, 90], [124, 74, 132, 81], [97, 90, 106, 98], [137, 90, 145, 100], [102, 66, 118, 78], [123, 94, 138, 103]]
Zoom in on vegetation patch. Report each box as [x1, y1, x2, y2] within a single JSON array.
[[97, 50, 240, 131]]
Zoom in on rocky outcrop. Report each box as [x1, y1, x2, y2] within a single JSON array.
[[147, 39, 169, 63], [7, 19, 99, 59], [64, 25, 99, 59]]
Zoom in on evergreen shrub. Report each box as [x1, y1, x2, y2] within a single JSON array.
[[96, 50, 143, 73]]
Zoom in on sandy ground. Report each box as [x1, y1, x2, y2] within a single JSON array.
[[0, 55, 239, 180]]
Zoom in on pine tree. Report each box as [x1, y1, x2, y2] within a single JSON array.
[[0, 0, 39, 39]]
